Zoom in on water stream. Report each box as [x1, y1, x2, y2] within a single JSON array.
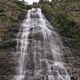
[[13, 8, 71, 80]]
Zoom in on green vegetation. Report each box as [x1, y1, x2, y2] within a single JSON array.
[[0, 0, 31, 79], [0, 0, 80, 79], [36, 0, 80, 50], [0, 0, 31, 41], [36, 1, 80, 78], [0, 0, 31, 51]]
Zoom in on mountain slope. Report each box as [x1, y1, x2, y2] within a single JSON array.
[[33, 1, 80, 80], [0, 0, 30, 79]]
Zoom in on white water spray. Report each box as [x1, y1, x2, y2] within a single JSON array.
[[13, 8, 71, 80]]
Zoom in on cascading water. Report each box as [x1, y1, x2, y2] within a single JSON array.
[[13, 10, 31, 80], [13, 8, 71, 80]]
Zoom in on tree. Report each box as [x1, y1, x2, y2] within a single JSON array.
[[39, 0, 50, 4], [39, 0, 45, 3]]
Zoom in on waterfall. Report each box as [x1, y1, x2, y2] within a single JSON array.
[[13, 8, 71, 80]]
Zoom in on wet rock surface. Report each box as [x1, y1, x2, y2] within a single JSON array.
[[1, 7, 79, 80], [13, 8, 71, 80], [0, 46, 17, 80], [63, 47, 80, 80]]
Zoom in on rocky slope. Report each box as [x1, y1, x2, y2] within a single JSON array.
[[0, 0, 30, 79], [33, 1, 80, 80], [0, 0, 80, 80]]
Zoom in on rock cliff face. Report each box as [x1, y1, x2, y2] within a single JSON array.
[[0, 0, 30, 79], [13, 8, 71, 80], [40, 2, 80, 80], [0, 0, 80, 80], [43, 13, 80, 79]]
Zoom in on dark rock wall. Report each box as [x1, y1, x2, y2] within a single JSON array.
[[40, 3, 80, 80], [0, 0, 31, 79]]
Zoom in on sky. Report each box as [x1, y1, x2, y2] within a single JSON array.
[[25, 0, 39, 4], [18, 0, 39, 4], [18, 0, 51, 5]]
